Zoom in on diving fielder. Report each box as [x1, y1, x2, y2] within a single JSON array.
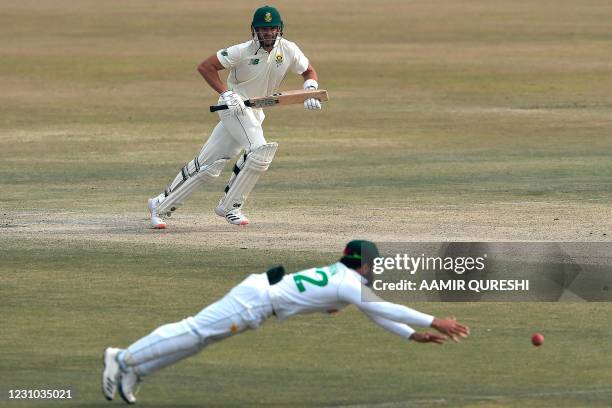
[[102, 240, 470, 404], [147, 5, 322, 229]]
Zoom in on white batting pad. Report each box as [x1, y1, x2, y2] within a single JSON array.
[[157, 158, 228, 216], [216, 142, 278, 214]]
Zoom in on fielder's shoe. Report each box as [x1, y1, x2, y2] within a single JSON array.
[[118, 369, 141, 405], [214, 207, 249, 226], [102, 347, 122, 401], [147, 198, 166, 229]]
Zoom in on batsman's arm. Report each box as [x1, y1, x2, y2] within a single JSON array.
[[301, 64, 322, 110], [301, 63, 318, 84], [197, 55, 228, 94]]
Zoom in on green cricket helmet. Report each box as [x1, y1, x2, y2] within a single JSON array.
[[252, 5, 283, 29], [251, 5, 284, 49], [341, 240, 381, 287], [341, 240, 380, 269]]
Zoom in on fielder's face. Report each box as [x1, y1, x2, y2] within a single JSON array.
[[362, 264, 374, 288], [255, 26, 280, 50]]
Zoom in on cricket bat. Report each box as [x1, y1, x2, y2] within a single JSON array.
[[210, 89, 329, 112]]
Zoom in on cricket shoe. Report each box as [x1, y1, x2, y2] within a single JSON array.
[[214, 206, 249, 226], [102, 347, 122, 401], [118, 368, 142, 405], [147, 198, 166, 229]]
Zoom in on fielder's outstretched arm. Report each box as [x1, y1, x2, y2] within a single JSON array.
[[339, 281, 470, 342], [338, 282, 434, 326], [368, 315, 449, 344], [367, 314, 415, 339]]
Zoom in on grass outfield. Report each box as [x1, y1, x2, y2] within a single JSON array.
[[1, 0, 611, 406], [2, 240, 612, 407]]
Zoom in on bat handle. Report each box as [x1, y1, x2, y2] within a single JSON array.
[[209, 100, 253, 113], [209, 104, 228, 112]]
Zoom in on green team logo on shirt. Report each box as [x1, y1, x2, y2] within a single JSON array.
[[249, 58, 260, 65], [221, 49, 228, 56], [275, 53, 284, 68]]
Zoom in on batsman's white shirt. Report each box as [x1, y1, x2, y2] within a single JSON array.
[[217, 38, 310, 101], [268, 262, 435, 339]]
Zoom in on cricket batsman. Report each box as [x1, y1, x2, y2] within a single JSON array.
[[147, 5, 323, 229], [102, 240, 470, 404]]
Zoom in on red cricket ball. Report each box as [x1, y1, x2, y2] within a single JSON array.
[[531, 333, 544, 346]]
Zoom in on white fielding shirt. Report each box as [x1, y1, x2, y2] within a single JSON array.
[[217, 38, 310, 100], [267, 262, 435, 340]]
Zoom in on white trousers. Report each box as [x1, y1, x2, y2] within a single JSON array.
[[157, 101, 269, 211], [197, 102, 267, 167], [123, 274, 274, 377]]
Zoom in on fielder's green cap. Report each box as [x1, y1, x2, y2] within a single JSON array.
[[252, 5, 283, 28], [341, 240, 380, 269]]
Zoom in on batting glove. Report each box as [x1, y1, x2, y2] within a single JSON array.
[[221, 90, 246, 116], [303, 79, 322, 110]]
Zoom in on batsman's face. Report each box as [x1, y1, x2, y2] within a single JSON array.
[[255, 26, 280, 50]]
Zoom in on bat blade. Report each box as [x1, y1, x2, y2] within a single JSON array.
[[248, 98, 280, 108]]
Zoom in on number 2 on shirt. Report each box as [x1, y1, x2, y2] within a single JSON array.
[[293, 269, 328, 293]]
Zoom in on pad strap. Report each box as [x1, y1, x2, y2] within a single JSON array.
[[157, 159, 228, 216], [216, 142, 278, 213]]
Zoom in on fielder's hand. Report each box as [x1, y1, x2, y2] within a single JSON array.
[[410, 332, 447, 344], [431, 317, 470, 343], [221, 90, 246, 116], [303, 79, 322, 110]]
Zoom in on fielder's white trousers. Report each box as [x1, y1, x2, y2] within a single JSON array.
[[123, 273, 274, 376]]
